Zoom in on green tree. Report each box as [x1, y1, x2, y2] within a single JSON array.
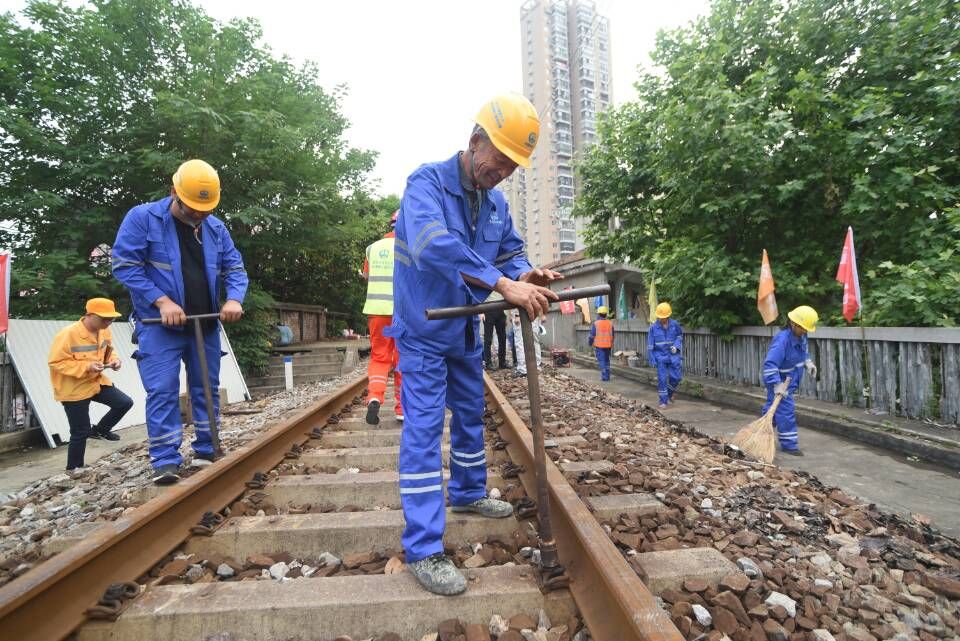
[[576, 0, 959, 330], [0, 0, 380, 369]]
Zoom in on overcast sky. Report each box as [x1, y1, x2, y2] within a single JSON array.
[[2, 0, 712, 196]]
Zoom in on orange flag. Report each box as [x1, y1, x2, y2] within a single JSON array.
[[757, 249, 778, 325]]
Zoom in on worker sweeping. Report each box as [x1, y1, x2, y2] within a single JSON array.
[[647, 302, 683, 408], [588, 305, 614, 381], [761, 305, 818, 456], [390, 93, 561, 595], [361, 210, 403, 425], [112, 159, 248, 485]]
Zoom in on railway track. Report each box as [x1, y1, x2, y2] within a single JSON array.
[[0, 374, 680, 641]]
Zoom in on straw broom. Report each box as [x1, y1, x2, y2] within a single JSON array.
[[732, 376, 791, 464]]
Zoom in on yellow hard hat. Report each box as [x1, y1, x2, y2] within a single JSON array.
[[597, 306, 608, 316], [85, 297, 122, 318], [787, 305, 819, 332], [172, 159, 221, 212], [655, 302, 672, 319], [475, 93, 540, 168]]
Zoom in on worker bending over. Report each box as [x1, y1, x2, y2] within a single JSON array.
[[390, 94, 561, 595], [48, 298, 133, 471], [112, 159, 248, 485], [361, 210, 403, 424], [589, 305, 614, 381], [647, 302, 683, 408], [762, 305, 818, 456]]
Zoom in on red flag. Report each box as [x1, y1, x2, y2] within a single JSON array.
[[835, 227, 861, 322], [0, 253, 9, 333]]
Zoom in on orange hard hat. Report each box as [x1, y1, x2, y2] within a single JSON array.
[[86, 298, 122, 318]]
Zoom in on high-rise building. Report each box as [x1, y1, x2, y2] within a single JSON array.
[[503, 0, 612, 267]]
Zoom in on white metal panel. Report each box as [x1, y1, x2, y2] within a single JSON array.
[[6, 319, 250, 449]]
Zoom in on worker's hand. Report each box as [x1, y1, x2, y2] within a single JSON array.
[[804, 359, 817, 377], [774, 382, 790, 397], [670, 346, 679, 354], [220, 300, 244, 323], [157, 297, 187, 326], [87, 361, 105, 373], [518, 267, 564, 288], [108, 359, 122, 371], [495, 277, 558, 321]]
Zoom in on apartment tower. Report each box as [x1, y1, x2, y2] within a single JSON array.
[[504, 0, 612, 266]]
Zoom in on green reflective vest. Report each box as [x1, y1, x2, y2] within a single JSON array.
[[363, 237, 395, 316]]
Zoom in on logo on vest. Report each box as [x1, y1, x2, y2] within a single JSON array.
[[378, 249, 390, 259]]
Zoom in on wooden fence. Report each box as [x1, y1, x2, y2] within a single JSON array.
[[563, 322, 960, 425], [273, 302, 327, 344]]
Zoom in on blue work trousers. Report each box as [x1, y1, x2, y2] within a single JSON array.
[[135, 324, 222, 469], [762, 386, 799, 450], [595, 347, 611, 381], [397, 349, 488, 562], [655, 356, 682, 404]]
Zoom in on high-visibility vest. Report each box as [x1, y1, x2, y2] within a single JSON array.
[[363, 237, 395, 316], [594, 319, 613, 348]]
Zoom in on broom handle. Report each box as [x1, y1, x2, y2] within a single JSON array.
[[766, 376, 793, 415]]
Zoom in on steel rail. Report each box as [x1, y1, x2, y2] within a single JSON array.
[[483, 375, 683, 641], [0, 375, 367, 641]]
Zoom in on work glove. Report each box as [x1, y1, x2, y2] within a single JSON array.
[[805, 359, 817, 377], [773, 382, 791, 398], [670, 346, 678, 354]]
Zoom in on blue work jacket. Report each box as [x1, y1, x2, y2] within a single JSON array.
[[762, 328, 808, 391], [647, 319, 683, 365], [390, 153, 532, 356], [111, 196, 248, 325]]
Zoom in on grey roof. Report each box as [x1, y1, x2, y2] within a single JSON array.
[[6, 319, 250, 448]]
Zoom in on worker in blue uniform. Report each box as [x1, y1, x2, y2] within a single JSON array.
[[647, 302, 683, 409], [761, 305, 819, 456], [112, 159, 248, 485], [390, 94, 562, 596]]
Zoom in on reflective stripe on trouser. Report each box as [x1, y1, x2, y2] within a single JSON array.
[[366, 315, 402, 414], [595, 347, 611, 381], [762, 386, 799, 450], [398, 350, 486, 562], [136, 324, 221, 469], [656, 357, 682, 404]]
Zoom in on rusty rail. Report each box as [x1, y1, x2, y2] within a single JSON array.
[[483, 374, 683, 641], [0, 375, 367, 641]]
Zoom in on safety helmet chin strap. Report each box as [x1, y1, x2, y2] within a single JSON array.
[[467, 148, 481, 190]]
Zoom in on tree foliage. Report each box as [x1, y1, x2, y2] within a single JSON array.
[[576, 0, 960, 330], [0, 0, 390, 369]]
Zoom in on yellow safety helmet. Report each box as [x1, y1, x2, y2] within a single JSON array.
[[475, 93, 540, 168], [597, 306, 608, 316], [655, 302, 672, 319], [787, 305, 819, 333], [172, 159, 221, 212]]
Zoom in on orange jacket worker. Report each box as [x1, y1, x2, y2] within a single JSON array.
[[48, 298, 133, 470]]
